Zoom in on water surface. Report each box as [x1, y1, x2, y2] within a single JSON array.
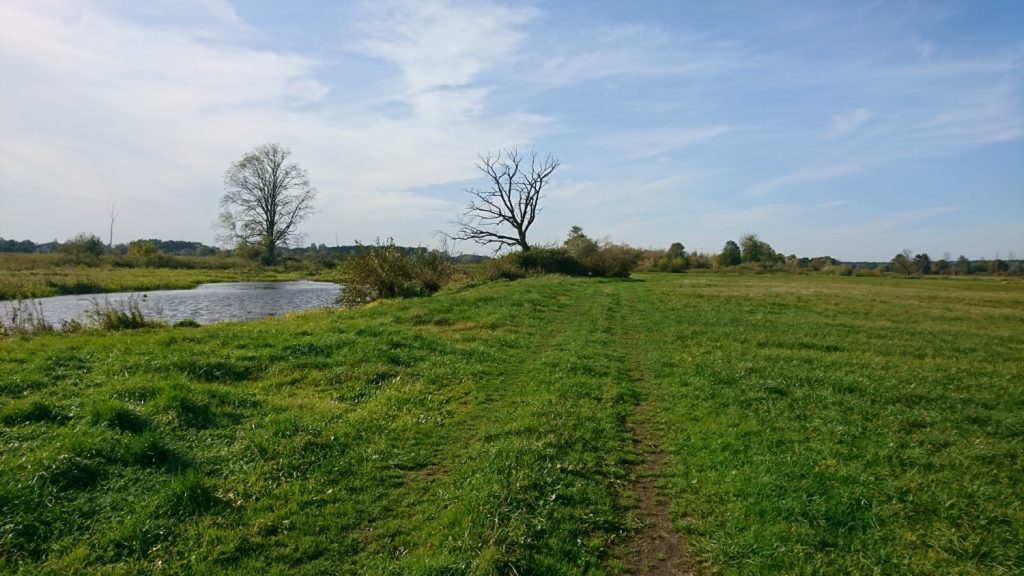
[[1, 281, 342, 326]]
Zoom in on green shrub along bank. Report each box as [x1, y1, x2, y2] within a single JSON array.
[[1, 274, 1021, 574], [336, 238, 456, 306]]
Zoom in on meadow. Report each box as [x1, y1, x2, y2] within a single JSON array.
[[1, 273, 1021, 574], [0, 253, 312, 300]]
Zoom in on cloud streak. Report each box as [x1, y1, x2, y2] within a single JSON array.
[[0, 0, 550, 245], [825, 108, 872, 138], [0, 0, 1019, 260]]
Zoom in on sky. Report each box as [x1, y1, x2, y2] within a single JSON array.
[[0, 0, 1021, 261]]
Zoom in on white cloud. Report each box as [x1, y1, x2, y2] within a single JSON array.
[[353, 0, 539, 93], [0, 0, 549, 245], [535, 24, 741, 88], [825, 108, 872, 138], [750, 163, 861, 196], [816, 200, 849, 209], [603, 126, 735, 160]]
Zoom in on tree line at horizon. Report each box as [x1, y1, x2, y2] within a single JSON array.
[[2, 232, 1019, 277], [2, 142, 1019, 277]]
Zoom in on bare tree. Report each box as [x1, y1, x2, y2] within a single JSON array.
[[217, 143, 317, 263], [451, 149, 559, 252], [108, 204, 121, 249]]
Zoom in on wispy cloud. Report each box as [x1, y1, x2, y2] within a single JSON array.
[[816, 200, 850, 209], [602, 126, 735, 160], [825, 108, 872, 138], [750, 163, 861, 196], [353, 0, 539, 93], [0, 0, 549, 244], [0, 0, 1019, 259], [535, 24, 742, 88]]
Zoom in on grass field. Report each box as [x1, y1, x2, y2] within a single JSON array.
[[0, 254, 318, 300], [1, 274, 1021, 574]]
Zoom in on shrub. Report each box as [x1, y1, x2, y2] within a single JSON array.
[[480, 241, 642, 281], [338, 238, 453, 305], [824, 264, 853, 276], [512, 247, 590, 276], [480, 256, 528, 281], [410, 248, 456, 293], [585, 242, 642, 278], [85, 295, 163, 330], [57, 233, 105, 264], [126, 240, 165, 266]]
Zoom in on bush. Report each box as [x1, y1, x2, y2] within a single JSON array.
[[513, 248, 590, 276], [410, 248, 455, 293], [126, 240, 164, 266], [338, 238, 454, 306], [480, 256, 528, 281], [480, 242, 642, 281], [85, 295, 163, 330], [585, 242, 642, 278], [57, 233, 105, 264]]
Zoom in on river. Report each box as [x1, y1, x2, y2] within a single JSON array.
[[0, 281, 342, 327]]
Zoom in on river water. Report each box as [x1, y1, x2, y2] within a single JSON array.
[[0, 281, 342, 327]]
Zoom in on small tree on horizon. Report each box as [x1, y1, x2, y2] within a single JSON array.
[[216, 143, 317, 264], [719, 240, 741, 267], [563, 225, 598, 261], [914, 252, 932, 275], [891, 249, 918, 276]]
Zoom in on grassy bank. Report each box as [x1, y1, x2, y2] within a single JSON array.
[[0, 254, 314, 300], [1, 274, 1021, 574]]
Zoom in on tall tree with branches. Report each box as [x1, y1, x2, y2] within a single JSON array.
[[217, 143, 317, 264], [452, 149, 559, 252]]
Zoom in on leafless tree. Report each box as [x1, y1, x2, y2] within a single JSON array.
[[217, 143, 317, 263], [108, 204, 121, 249], [451, 149, 559, 252]]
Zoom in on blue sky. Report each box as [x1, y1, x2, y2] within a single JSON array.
[[1, 0, 1021, 260]]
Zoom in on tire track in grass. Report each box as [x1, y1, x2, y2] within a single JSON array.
[[613, 283, 704, 575]]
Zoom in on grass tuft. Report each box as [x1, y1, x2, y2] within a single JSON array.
[[86, 400, 148, 434], [0, 399, 68, 425]]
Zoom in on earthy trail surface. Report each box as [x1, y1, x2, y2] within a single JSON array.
[[614, 286, 703, 575], [623, 405, 702, 575]]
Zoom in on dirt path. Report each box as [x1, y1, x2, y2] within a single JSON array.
[[622, 402, 703, 575], [613, 286, 703, 575]]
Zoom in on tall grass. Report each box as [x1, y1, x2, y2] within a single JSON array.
[[0, 274, 1020, 573], [0, 299, 53, 336], [84, 295, 163, 330]]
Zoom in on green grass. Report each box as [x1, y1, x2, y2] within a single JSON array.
[[1, 274, 1021, 574], [0, 253, 313, 300]]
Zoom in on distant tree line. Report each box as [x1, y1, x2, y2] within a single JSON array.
[[0, 236, 219, 256], [885, 250, 1022, 276], [3, 234, 1019, 277]]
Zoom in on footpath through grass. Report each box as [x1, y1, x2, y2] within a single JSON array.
[[620, 274, 1024, 574], [1, 274, 1022, 574]]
